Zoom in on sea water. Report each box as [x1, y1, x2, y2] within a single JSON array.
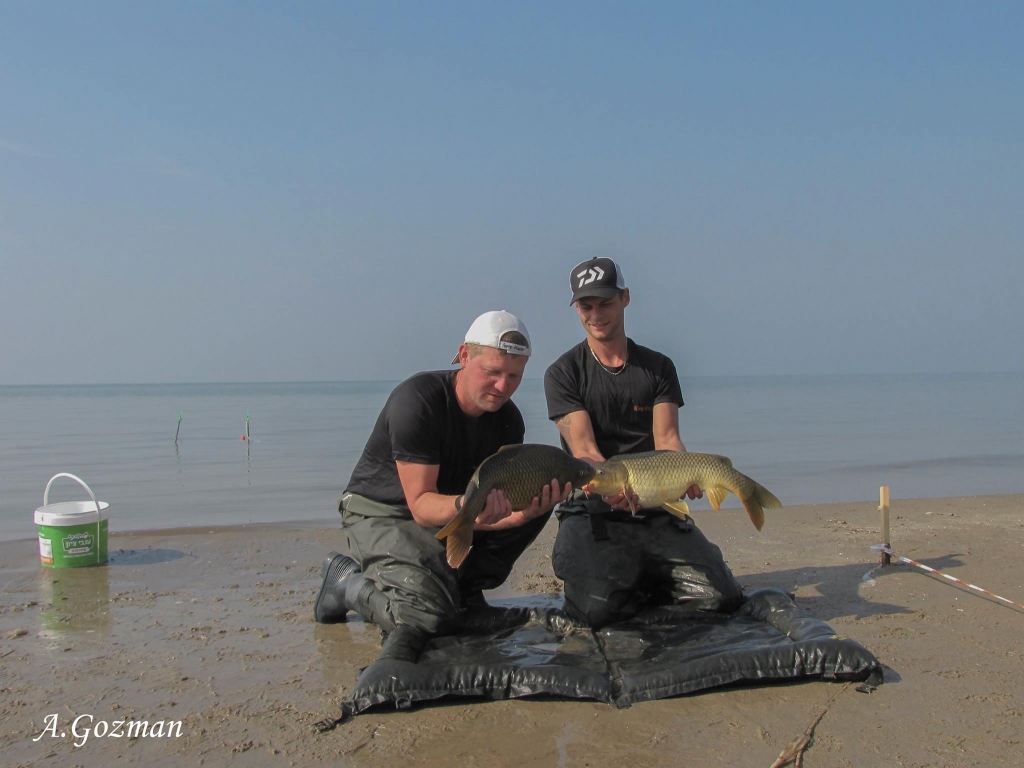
[[1, 373, 1021, 541]]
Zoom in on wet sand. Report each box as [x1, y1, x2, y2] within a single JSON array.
[[2, 494, 1023, 767]]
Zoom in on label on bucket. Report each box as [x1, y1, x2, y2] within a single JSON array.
[[37, 520, 108, 568], [39, 536, 54, 565], [62, 530, 96, 555]]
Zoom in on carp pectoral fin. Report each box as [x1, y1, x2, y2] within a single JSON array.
[[497, 444, 516, 452], [662, 500, 691, 520], [706, 486, 730, 511], [623, 484, 636, 515]]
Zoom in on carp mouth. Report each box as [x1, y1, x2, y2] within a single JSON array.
[[581, 463, 625, 497], [581, 465, 609, 497]]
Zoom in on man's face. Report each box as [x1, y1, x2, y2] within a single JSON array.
[[457, 346, 528, 415], [574, 289, 629, 342]]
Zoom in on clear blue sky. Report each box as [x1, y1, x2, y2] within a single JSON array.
[[2, 2, 1021, 384]]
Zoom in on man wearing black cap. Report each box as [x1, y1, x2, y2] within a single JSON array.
[[544, 258, 744, 628], [314, 310, 571, 657]]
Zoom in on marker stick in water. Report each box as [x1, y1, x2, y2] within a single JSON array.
[[175, 411, 183, 442]]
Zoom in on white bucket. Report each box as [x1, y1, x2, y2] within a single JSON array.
[[34, 474, 110, 568]]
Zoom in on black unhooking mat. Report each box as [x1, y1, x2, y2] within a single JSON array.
[[336, 588, 882, 721]]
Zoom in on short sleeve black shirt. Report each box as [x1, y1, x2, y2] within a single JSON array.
[[544, 339, 683, 458], [345, 370, 526, 510]]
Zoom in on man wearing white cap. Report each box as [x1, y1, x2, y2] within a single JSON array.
[[314, 310, 571, 656], [545, 258, 744, 628]]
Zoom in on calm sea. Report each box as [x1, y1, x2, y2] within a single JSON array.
[[1, 373, 1022, 542]]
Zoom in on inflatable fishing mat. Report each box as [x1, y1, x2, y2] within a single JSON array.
[[336, 588, 883, 721]]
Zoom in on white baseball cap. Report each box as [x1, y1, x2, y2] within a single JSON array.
[[451, 310, 532, 364]]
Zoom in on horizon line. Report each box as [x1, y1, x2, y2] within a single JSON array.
[[2, 369, 1022, 388]]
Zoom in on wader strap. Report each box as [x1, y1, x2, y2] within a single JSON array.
[[340, 493, 410, 519], [589, 513, 610, 541]]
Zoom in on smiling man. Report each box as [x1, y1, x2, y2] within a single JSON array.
[[544, 258, 744, 628], [315, 310, 569, 657]]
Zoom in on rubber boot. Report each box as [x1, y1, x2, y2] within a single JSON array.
[[313, 552, 360, 624], [344, 574, 397, 635]]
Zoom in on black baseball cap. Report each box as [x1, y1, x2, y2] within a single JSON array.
[[568, 257, 626, 305]]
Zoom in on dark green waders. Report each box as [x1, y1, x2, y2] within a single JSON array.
[[341, 493, 552, 636]]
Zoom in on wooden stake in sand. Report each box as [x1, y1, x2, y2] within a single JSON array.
[[878, 486, 891, 565]]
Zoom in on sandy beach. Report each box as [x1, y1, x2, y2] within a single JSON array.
[[2, 493, 1022, 767]]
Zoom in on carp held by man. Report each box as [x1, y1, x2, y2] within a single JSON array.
[[436, 443, 599, 568], [584, 450, 782, 530]]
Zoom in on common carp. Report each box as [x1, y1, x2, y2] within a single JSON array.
[[436, 443, 599, 568], [584, 450, 781, 531]]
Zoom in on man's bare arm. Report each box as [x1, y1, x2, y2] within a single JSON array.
[[395, 460, 465, 528], [652, 402, 701, 499], [555, 410, 605, 463], [652, 402, 686, 452], [396, 462, 567, 531], [556, 410, 640, 510]]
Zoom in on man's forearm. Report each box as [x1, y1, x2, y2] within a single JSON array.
[[407, 492, 461, 529], [555, 413, 605, 463], [655, 436, 687, 452]]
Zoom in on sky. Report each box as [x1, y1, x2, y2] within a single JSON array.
[[1, 2, 1021, 385]]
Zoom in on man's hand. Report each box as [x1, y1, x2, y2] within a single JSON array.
[[521, 478, 572, 519], [602, 483, 700, 512], [601, 486, 641, 513], [473, 479, 571, 531], [474, 489, 514, 527]]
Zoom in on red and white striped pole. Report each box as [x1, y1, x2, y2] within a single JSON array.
[[871, 544, 1024, 614]]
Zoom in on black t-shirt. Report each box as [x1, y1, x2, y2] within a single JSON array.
[[345, 370, 526, 511], [544, 339, 683, 458]]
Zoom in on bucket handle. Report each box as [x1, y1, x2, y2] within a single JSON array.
[[43, 473, 104, 566], [44, 473, 103, 518]]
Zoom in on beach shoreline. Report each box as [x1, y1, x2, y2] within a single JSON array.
[[6, 489, 1022, 545], [3, 493, 1023, 766]]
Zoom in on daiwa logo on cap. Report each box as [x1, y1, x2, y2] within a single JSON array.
[[576, 264, 605, 287]]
